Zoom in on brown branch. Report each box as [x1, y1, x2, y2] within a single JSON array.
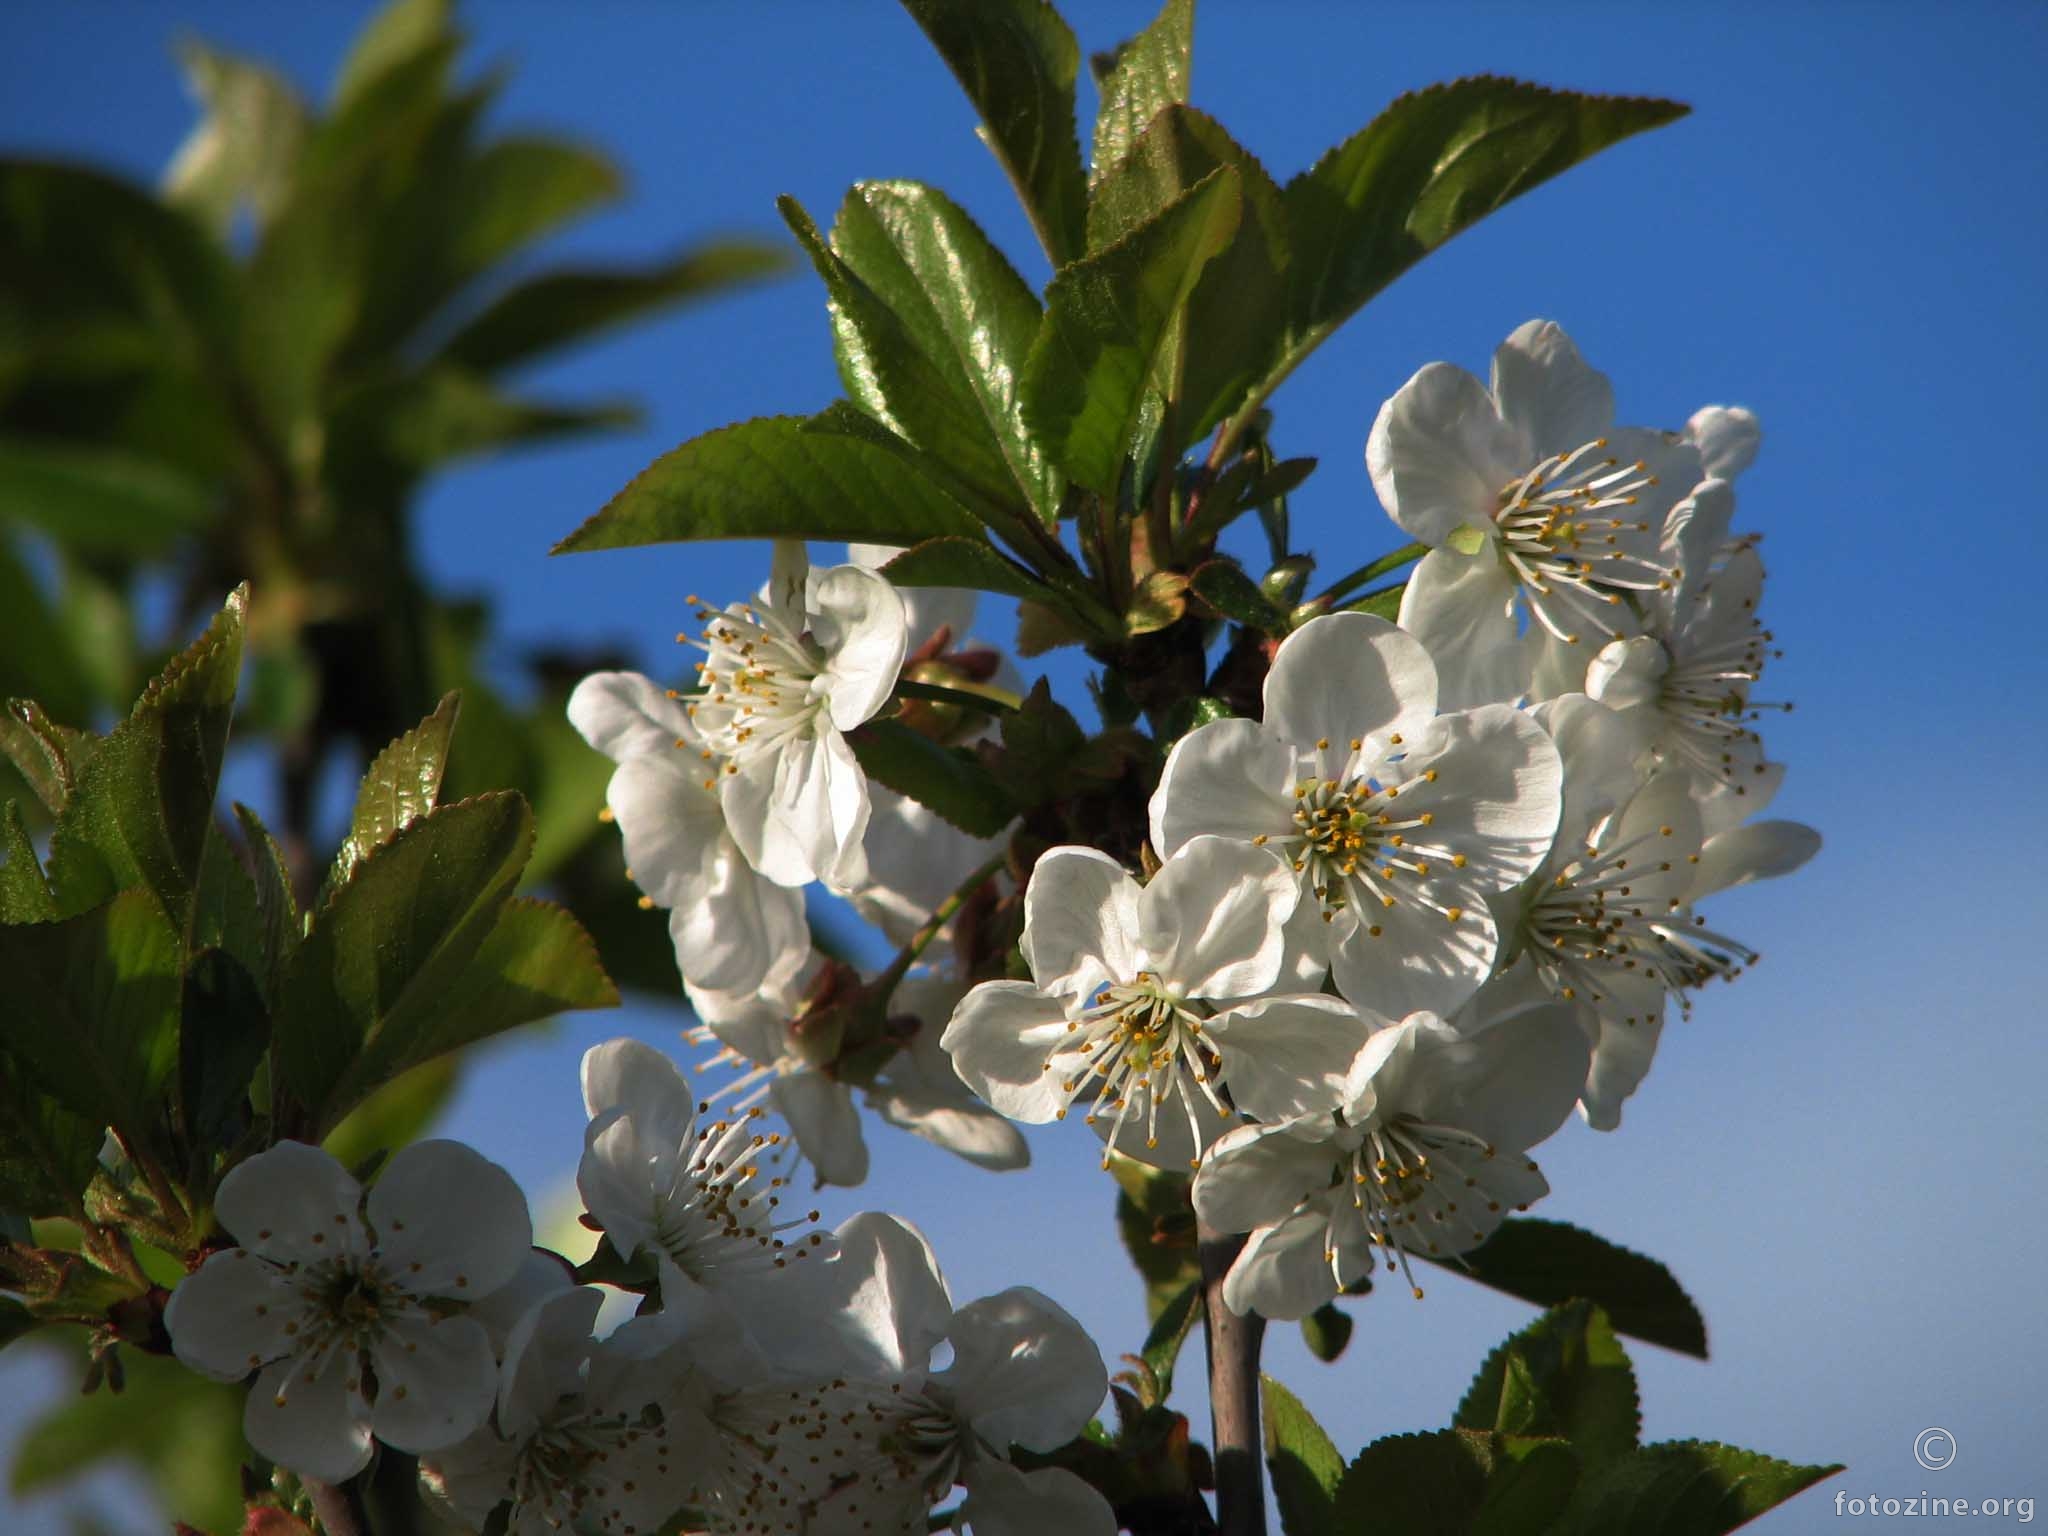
[[1200, 1222, 1268, 1536]]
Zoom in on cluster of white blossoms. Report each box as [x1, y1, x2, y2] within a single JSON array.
[[161, 317, 1816, 1530], [167, 1042, 1114, 1535]]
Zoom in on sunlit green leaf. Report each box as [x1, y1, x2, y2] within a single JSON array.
[[163, 37, 310, 237], [1262, 1374, 1344, 1536], [1088, 0, 1193, 184], [326, 692, 459, 899], [1455, 1301, 1640, 1470], [1547, 1440, 1842, 1535]]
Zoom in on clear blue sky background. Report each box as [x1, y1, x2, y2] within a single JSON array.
[[6, 3, 2046, 1531]]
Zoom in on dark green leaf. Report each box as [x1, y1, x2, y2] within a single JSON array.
[[1425, 1217, 1708, 1358], [44, 586, 246, 928], [1455, 1301, 1639, 1470], [0, 700, 94, 816], [340, 365, 638, 471], [1262, 1374, 1344, 1536], [322, 1055, 459, 1173], [0, 1043, 101, 1220], [233, 802, 299, 1002], [878, 536, 1058, 605], [832, 180, 1064, 522], [783, 196, 1020, 509], [0, 438, 216, 556], [0, 801, 56, 923], [553, 413, 987, 553], [0, 537, 93, 725], [1473, 1436, 1581, 1536], [899, 0, 1089, 265], [1108, 1155, 1200, 1319], [1301, 1301, 1353, 1363], [1276, 79, 1687, 404], [179, 947, 270, 1149], [1189, 559, 1286, 632], [441, 135, 621, 278], [1087, 106, 1289, 440], [1090, 0, 1194, 184], [1332, 1430, 1492, 1535], [0, 1297, 35, 1354], [191, 820, 265, 983], [276, 791, 532, 1132], [326, 692, 459, 899], [980, 678, 1087, 810], [1547, 1440, 1842, 1536], [848, 718, 1015, 838], [1022, 166, 1240, 491], [1137, 1278, 1201, 1399], [439, 242, 789, 374], [344, 897, 617, 1088], [0, 889, 182, 1148]]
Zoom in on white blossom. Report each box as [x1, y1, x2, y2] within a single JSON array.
[[569, 670, 810, 999], [1369, 320, 1713, 707], [683, 540, 907, 894], [943, 838, 1374, 1170], [1150, 612, 1562, 1021], [165, 1140, 530, 1481], [1193, 972, 1586, 1320]]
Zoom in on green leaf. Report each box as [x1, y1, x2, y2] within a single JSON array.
[[438, 242, 788, 374], [1262, 1374, 1344, 1536], [0, 1297, 35, 1354], [1331, 1429, 1584, 1536], [0, 1043, 101, 1220], [233, 802, 299, 1002], [163, 37, 310, 236], [0, 437, 217, 556], [0, 700, 94, 816], [331, 0, 452, 111], [1454, 1300, 1639, 1470], [1137, 1277, 1201, 1400], [783, 196, 1020, 512], [441, 135, 622, 278], [1425, 1217, 1708, 1358], [276, 791, 532, 1132], [339, 365, 637, 471], [1087, 106, 1290, 439], [1089, 0, 1194, 184], [190, 820, 265, 984], [0, 801, 56, 923], [832, 180, 1064, 522], [44, 586, 246, 929], [899, 0, 1089, 266], [878, 537, 1059, 606], [552, 413, 987, 553], [0, 889, 182, 1149], [1108, 1154, 1200, 1320], [1547, 1440, 1842, 1536], [0, 538, 93, 725], [849, 718, 1015, 838], [178, 947, 270, 1149], [322, 1055, 459, 1172], [1300, 1301, 1353, 1364], [980, 678, 1087, 810], [1189, 558, 1286, 632], [1276, 79, 1687, 400], [346, 897, 617, 1086], [326, 692, 459, 899], [1022, 165, 1240, 492]]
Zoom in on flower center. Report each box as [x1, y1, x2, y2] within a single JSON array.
[[650, 1104, 826, 1281], [1047, 973, 1227, 1168], [1651, 625, 1788, 791], [718, 1379, 966, 1532], [1266, 761, 1470, 934], [511, 1404, 670, 1535], [1492, 438, 1678, 643], [680, 594, 829, 781]]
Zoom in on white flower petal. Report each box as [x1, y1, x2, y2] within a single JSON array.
[[369, 1140, 530, 1300], [581, 1037, 694, 1132], [1690, 820, 1821, 900], [1140, 838, 1296, 1000], [1367, 361, 1524, 547], [1210, 995, 1375, 1125], [164, 1250, 300, 1380], [1149, 717, 1298, 859], [1398, 547, 1528, 710], [1192, 1120, 1340, 1237], [770, 1070, 869, 1187], [370, 1312, 500, 1453], [1490, 319, 1615, 454], [812, 563, 909, 731], [215, 1141, 365, 1267], [1264, 613, 1438, 769], [1576, 979, 1667, 1131], [849, 542, 980, 645], [1412, 1002, 1588, 1153], [567, 671, 696, 763], [1020, 846, 1140, 1000], [1222, 1207, 1336, 1321], [962, 1459, 1117, 1536], [1685, 405, 1761, 480], [669, 846, 809, 996], [494, 1286, 603, 1438], [604, 754, 727, 911], [802, 1212, 952, 1380], [719, 757, 813, 888], [868, 1084, 1031, 1171], [940, 1287, 1105, 1451], [940, 981, 1077, 1125], [245, 1352, 374, 1483], [1327, 886, 1502, 1021]]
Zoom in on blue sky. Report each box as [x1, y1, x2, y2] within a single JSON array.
[[6, 3, 2047, 1531]]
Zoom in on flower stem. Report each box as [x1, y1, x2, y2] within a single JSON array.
[[892, 677, 1023, 714], [302, 1475, 369, 1536], [1315, 541, 1426, 607], [1200, 1221, 1269, 1536], [874, 849, 1009, 999]]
